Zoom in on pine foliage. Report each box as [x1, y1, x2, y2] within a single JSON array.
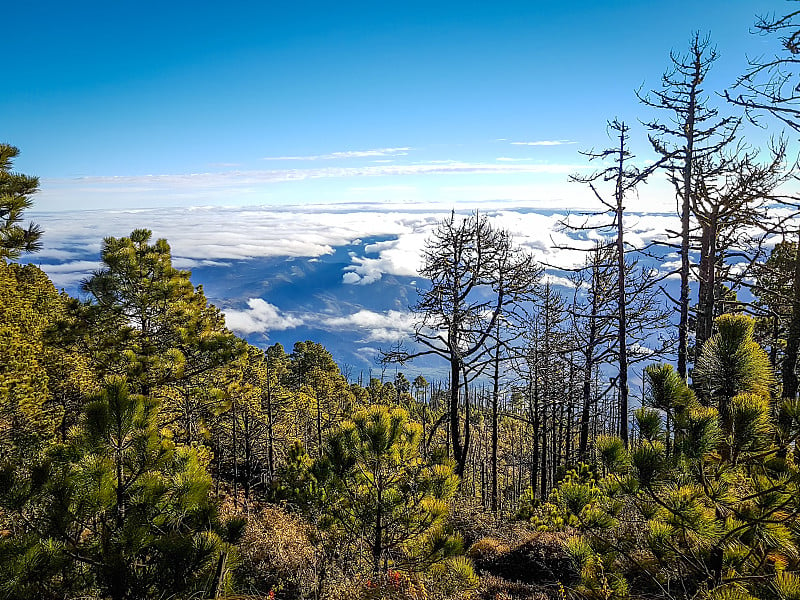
[[551, 315, 800, 599], [0, 378, 242, 600], [0, 143, 42, 259], [280, 405, 469, 579], [72, 229, 242, 395], [0, 262, 68, 456]]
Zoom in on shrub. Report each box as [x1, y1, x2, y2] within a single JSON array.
[[555, 316, 800, 599]]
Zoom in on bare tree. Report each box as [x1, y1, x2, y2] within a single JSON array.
[[639, 32, 739, 379], [568, 245, 618, 459], [728, 4, 800, 133], [385, 211, 539, 478], [512, 281, 568, 499], [690, 141, 790, 354], [570, 120, 669, 445], [727, 6, 800, 399]]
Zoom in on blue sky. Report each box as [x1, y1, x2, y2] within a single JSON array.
[[7, 1, 791, 382], [4, 0, 777, 211]]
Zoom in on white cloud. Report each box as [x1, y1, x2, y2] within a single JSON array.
[[542, 273, 576, 288], [344, 231, 428, 284], [39, 150, 670, 211], [342, 255, 386, 285], [336, 208, 664, 286], [43, 160, 591, 194], [342, 272, 361, 284], [629, 342, 656, 357], [30, 260, 100, 289], [348, 184, 417, 193], [20, 203, 702, 369], [223, 300, 417, 344], [31, 248, 83, 260], [27, 206, 431, 290], [37, 260, 102, 273], [658, 260, 682, 279], [223, 298, 305, 335], [27, 204, 688, 294], [354, 346, 382, 364], [320, 309, 416, 343], [511, 140, 577, 146], [263, 147, 412, 161], [171, 258, 232, 269]]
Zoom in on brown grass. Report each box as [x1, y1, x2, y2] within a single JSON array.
[[224, 499, 320, 599]]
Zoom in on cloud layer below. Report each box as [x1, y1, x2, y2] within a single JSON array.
[[26, 203, 684, 349], [31, 204, 679, 283]]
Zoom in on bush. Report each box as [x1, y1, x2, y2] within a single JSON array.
[[467, 537, 510, 562], [554, 316, 800, 599], [233, 503, 318, 598]]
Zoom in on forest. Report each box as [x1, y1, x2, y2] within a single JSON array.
[[3, 7, 800, 600]]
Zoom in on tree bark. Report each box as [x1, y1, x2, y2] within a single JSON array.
[[782, 235, 800, 399], [579, 262, 600, 460], [695, 211, 719, 359], [615, 126, 630, 446], [266, 355, 275, 482], [491, 341, 500, 513], [449, 354, 466, 477], [677, 50, 701, 381]]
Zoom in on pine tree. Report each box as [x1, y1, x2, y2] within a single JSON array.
[[0, 144, 62, 455], [0, 143, 42, 260], [754, 241, 798, 375], [64, 229, 242, 397], [213, 344, 293, 499], [281, 405, 467, 578], [553, 315, 800, 599], [0, 262, 65, 456], [288, 340, 355, 455], [693, 314, 775, 429], [0, 378, 244, 600]]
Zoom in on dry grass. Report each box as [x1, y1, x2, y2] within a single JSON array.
[[467, 538, 512, 562], [218, 495, 573, 600], [477, 574, 552, 600], [224, 499, 320, 599], [469, 530, 576, 600], [448, 501, 544, 548]]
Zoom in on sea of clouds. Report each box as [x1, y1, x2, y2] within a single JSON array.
[[24, 202, 685, 375]]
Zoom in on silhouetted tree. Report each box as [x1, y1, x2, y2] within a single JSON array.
[[385, 211, 539, 478], [571, 119, 671, 445], [640, 33, 739, 379], [728, 6, 800, 400]]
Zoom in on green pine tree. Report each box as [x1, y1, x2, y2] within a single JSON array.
[[281, 405, 471, 581], [0, 377, 244, 600], [0, 143, 42, 260], [0, 262, 70, 457], [61, 228, 242, 401], [552, 315, 800, 600], [287, 340, 355, 454]]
